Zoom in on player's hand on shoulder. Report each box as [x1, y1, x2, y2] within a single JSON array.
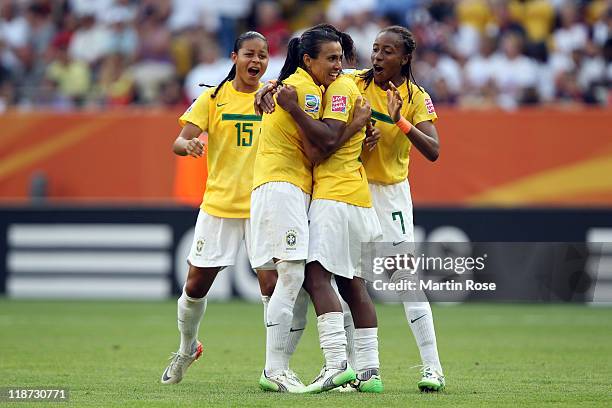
[[386, 81, 403, 123], [276, 85, 298, 111], [185, 138, 204, 158], [255, 80, 278, 115], [352, 96, 371, 129]]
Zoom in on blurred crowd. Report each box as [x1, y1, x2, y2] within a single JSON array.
[[0, 0, 610, 112]]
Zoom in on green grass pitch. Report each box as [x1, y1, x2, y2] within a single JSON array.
[[1, 300, 611, 407]]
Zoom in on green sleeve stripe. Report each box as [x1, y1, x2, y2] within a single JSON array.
[[221, 113, 262, 121], [371, 110, 395, 124]]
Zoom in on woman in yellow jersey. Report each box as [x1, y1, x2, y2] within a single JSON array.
[[250, 24, 370, 393], [256, 25, 445, 393], [356, 26, 445, 392], [159, 31, 270, 385], [274, 67, 385, 393]]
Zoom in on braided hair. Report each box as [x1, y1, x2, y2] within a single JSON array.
[[359, 25, 422, 102], [278, 23, 355, 83], [210, 31, 268, 99]]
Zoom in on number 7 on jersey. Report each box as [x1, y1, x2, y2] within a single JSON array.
[[392, 211, 406, 235]]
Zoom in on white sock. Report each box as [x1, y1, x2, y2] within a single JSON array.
[[177, 289, 207, 355], [317, 312, 347, 369], [261, 295, 270, 326], [283, 288, 308, 365], [340, 299, 356, 368], [354, 327, 379, 375], [404, 301, 443, 373], [265, 260, 305, 375]]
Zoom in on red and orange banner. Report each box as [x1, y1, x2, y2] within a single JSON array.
[[1, 108, 611, 207]]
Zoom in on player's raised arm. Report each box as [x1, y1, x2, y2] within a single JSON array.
[[387, 81, 439, 162]]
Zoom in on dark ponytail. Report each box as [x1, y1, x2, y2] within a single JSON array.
[[278, 37, 302, 82], [277, 23, 355, 83], [211, 31, 267, 99], [338, 31, 356, 66], [359, 25, 422, 102]]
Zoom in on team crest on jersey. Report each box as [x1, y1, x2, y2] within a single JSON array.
[[425, 98, 435, 114], [285, 229, 297, 249], [304, 94, 320, 113], [331, 95, 347, 113]]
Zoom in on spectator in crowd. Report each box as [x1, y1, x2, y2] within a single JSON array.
[[593, 8, 611, 46], [20, 1, 55, 103], [528, 41, 556, 103], [508, 0, 555, 45], [463, 34, 499, 96], [488, 0, 526, 38], [254, 1, 289, 57], [68, 0, 114, 22], [345, 9, 382, 66], [183, 38, 231, 102], [450, 0, 485, 58], [105, 7, 138, 60], [414, 45, 462, 104], [456, 0, 493, 34], [46, 31, 91, 106], [0, 0, 30, 77], [552, 1, 588, 55], [68, 10, 111, 65], [95, 52, 135, 106], [157, 75, 188, 108], [491, 32, 539, 109], [167, 0, 211, 34], [130, 0, 174, 103], [0, 0, 610, 111], [209, 1, 254, 55]]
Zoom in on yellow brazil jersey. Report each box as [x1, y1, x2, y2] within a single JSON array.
[[179, 81, 263, 218], [348, 70, 438, 185], [252, 67, 323, 195], [314, 75, 371, 207]]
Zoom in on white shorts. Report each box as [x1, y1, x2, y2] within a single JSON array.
[[307, 199, 382, 280], [369, 179, 415, 257], [248, 181, 311, 269], [187, 209, 248, 268]]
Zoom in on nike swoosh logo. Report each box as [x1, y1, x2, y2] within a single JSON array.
[[289, 327, 305, 332], [392, 241, 406, 246], [410, 314, 427, 323], [162, 367, 172, 382], [266, 322, 280, 327], [216, 102, 228, 107]]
